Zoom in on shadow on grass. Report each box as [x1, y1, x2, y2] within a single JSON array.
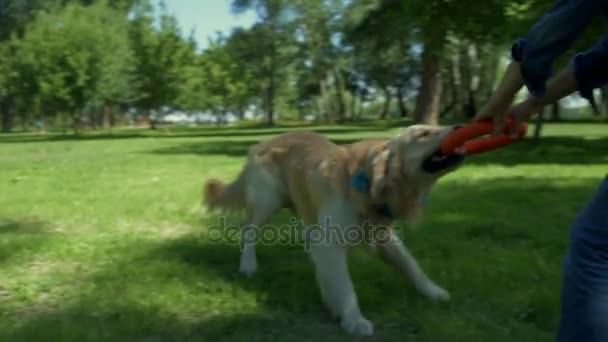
[[0, 218, 53, 264], [1, 176, 604, 341], [0, 218, 48, 234], [0, 216, 365, 341], [1, 304, 353, 342], [463, 136, 608, 166], [145, 136, 365, 157], [0, 117, 414, 143], [146, 135, 608, 166], [0, 124, 394, 144]]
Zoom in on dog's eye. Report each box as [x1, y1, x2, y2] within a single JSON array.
[[417, 130, 431, 139]]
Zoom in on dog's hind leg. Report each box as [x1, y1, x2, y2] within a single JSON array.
[[375, 228, 450, 301], [239, 171, 283, 277]]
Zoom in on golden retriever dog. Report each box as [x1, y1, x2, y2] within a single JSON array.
[[202, 124, 465, 337]]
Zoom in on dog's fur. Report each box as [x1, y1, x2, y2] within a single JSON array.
[[202, 124, 465, 337]]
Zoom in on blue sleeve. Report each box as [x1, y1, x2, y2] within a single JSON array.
[[572, 35, 608, 104], [511, 0, 606, 98]]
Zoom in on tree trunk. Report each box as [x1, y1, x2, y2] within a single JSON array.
[[266, 87, 275, 126], [266, 40, 277, 127], [465, 89, 477, 118], [218, 107, 227, 126], [533, 106, 545, 144], [601, 86, 608, 119], [332, 68, 346, 122], [357, 92, 365, 119], [20, 115, 27, 131], [349, 90, 357, 121], [481, 52, 501, 105], [40, 110, 48, 132], [396, 86, 408, 118], [550, 101, 561, 122], [148, 110, 156, 130], [319, 78, 331, 123], [379, 87, 391, 120], [315, 96, 325, 122], [413, 47, 442, 125], [464, 43, 480, 119], [103, 101, 113, 128], [61, 113, 69, 134], [90, 110, 98, 130], [450, 51, 465, 118], [440, 99, 455, 118], [237, 101, 246, 121], [1, 97, 13, 133], [72, 112, 82, 134]]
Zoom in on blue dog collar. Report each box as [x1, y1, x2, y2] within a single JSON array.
[[351, 172, 429, 203], [350, 172, 371, 193]]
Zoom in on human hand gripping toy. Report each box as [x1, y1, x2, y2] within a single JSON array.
[[440, 116, 528, 156]]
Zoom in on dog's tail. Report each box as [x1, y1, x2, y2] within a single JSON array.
[[203, 167, 247, 213]]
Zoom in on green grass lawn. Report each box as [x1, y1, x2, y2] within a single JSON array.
[[0, 122, 606, 341]]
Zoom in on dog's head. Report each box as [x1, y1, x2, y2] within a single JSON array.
[[360, 124, 465, 225], [390, 124, 466, 178]]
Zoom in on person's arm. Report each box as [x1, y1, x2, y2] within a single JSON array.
[[526, 34, 608, 107], [475, 0, 604, 124], [528, 68, 578, 107], [503, 35, 608, 137], [475, 61, 525, 133], [500, 67, 579, 137]]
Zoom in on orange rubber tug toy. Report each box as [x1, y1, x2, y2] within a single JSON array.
[[441, 116, 528, 156]]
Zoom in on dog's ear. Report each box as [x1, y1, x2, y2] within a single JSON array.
[[370, 144, 391, 200]]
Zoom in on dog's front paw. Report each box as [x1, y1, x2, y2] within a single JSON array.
[[341, 316, 374, 337], [420, 282, 450, 302]]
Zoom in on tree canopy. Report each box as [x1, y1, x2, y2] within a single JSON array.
[[1, 0, 606, 132]]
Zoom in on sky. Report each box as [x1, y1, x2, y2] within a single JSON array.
[[159, 1, 257, 50]]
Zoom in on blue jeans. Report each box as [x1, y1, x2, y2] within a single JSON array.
[[557, 176, 608, 342]]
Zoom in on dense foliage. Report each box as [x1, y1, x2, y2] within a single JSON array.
[[0, 0, 606, 132]]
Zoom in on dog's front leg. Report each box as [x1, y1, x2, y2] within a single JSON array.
[[376, 228, 450, 301], [308, 204, 373, 337]]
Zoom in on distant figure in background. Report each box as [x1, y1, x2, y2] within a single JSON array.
[[473, 0, 608, 341]]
